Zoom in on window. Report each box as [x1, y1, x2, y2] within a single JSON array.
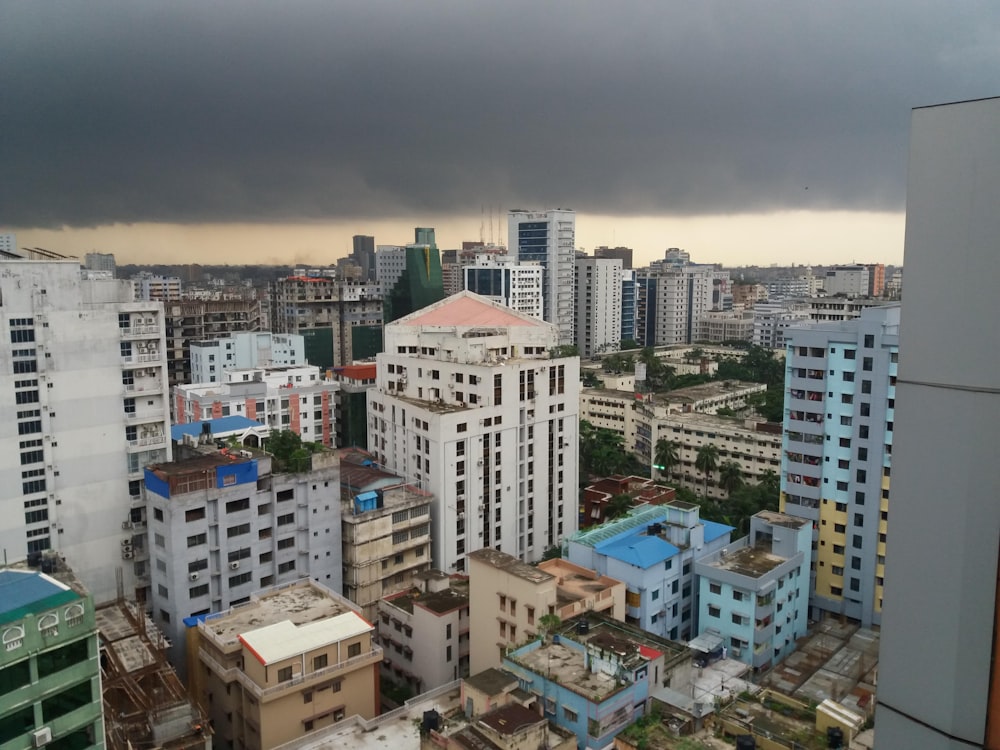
[[185, 507, 206, 523], [853, 535, 863, 549], [229, 572, 252, 587], [446, 645, 452, 661], [278, 667, 293, 682], [861, 379, 872, 394], [732, 590, 745, 602], [863, 356, 874, 371], [189, 584, 209, 598], [709, 582, 722, 595], [277, 513, 294, 526], [708, 605, 720, 618], [278, 560, 296, 574], [226, 498, 250, 513], [187, 533, 207, 548], [347, 643, 362, 658], [227, 523, 250, 538], [313, 654, 328, 670]]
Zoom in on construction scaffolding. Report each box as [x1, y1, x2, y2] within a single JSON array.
[[97, 598, 212, 750]]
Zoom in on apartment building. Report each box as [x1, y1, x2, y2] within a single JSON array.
[[378, 571, 469, 692], [269, 274, 383, 368], [331, 363, 376, 449], [636, 250, 730, 347], [143, 444, 341, 665], [694, 309, 755, 344], [0, 568, 102, 750], [639, 413, 782, 500], [368, 292, 580, 572], [464, 253, 544, 319], [579, 389, 639, 451], [820, 266, 870, 297], [165, 298, 262, 388], [566, 504, 732, 642], [803, 296, 884, 323], [191, 579, 381, 750], [593, 245, 633, 269], [575, 257, 623, 357], [752, 301, 811, 350], [132, 272, 182, 302], [190, 332, 305, 384], [695, 511, 811, 671], [581, 475, 675, 528], [508, 209, 577, 345], [174, 365, 338, 445], [341, 468, 433, 622], [468, 548, 624, 674], [0, 259, 170, 603], [779, 305, 899, 627]]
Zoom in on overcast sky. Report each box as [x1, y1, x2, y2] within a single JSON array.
[[3, 2, 998, 264]]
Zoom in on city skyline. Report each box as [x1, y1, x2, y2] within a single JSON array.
[[5, 3, 998, 266]]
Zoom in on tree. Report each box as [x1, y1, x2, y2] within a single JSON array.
[[538, 614, 562, 641], [619, 339, 640, 351], [653, 439, 680, 480], [695, 444, 720, 497], [551, 344, 580, 359], [582, 370, 603, 388], [719, 460, 745, 496], [605, 493, 634, 520]]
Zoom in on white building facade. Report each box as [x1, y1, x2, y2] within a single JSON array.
[[508, 209, 577, 346], [174, 364, 338, 445], [463, 254, 544, 319], [368, 292, 580, 572], [0, 259, 170, 604], [189, 332, 306, 384], [575, 257, 623, 357]]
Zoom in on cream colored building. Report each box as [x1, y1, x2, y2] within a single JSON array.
[[468, 548, 624, 674], [191, 579, 381, 750], [636, 411, 782, 499], [341, 474, 434, 623], [579, 389, 639, 451]]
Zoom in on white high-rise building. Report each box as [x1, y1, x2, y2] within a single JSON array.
[[0, 233, 16, 256], [0, 259, 170, 603], [574, 257, 623, 357], [508, 209, 577, 346], [463, 253, 544, 319], [374, 245, 406, 293], [876, 98, 1000, 749], [820, 265, 870, 297], [189, 331, 305, 384], [368, 291, 580, 572], [636, 250, 730, 346]]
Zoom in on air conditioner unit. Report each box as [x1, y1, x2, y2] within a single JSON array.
[[189, 572, 200, 581], [122, 545, 133, 555], [122, 551, 134, 560], [229, 561, 240, 570], [32, 727, 52, 747], [121, 538, 132, 547], [121, 521, 132, 530]]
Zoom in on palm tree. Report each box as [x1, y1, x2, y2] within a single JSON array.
[[605, 493, 634, 521], [653, 438, 680, 480], [694, 444, 720, 498], [718, 460, 744, 496]]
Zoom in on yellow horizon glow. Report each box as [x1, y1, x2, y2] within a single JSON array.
[[10, 209, 905, 268]]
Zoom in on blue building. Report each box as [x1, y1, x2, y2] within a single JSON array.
[[566, 504, 732, 642], [501, 616, 689, 750], [694, 511, 812, 672]]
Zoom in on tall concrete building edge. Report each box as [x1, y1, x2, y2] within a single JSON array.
[[876, 97, 1000, 748]]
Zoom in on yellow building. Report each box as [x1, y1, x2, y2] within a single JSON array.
[[189, 579, 381, 750]]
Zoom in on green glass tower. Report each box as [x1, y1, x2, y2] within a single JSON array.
[[383, 228, 445, 324]]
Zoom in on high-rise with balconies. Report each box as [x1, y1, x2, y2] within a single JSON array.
[[779, 305, 898, 627], [0, 258, 170, 604]]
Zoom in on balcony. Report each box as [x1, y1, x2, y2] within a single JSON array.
[[121, 353, 162, 365], [120, 325, 161, 338], [127, 434, 167, 449]]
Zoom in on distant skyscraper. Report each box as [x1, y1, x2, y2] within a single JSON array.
[[464, 253, 543, 319], [508, 209, 576, 346], [383, 228, 445, 324], [876, 97, 1000, 750], [594, 245, 634, 269], [0, 233, 16, 256], [84, 251, 116, 275], [352, 235, 376, 281], [636, 250, 730, 346]]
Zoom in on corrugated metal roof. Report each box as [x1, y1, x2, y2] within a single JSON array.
[[239, 611, 373, 665], [170, 416, 266, 441], [0, 570, 75, 623], [599, 535, 680, 569], [702, 520, 735, 544]]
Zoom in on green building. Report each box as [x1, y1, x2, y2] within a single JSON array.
[[0, 569, 103, 750], [383, 229, 445, 324]]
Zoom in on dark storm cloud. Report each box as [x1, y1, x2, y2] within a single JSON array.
[[2, 1, 998, 227]]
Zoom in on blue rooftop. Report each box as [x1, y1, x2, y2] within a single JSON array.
[[702, 520, 735, 544], [171, 416, 266, 442], [0, 570, 75, 623], [599, 535, 680, 569]]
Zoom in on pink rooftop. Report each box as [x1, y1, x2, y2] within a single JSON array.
[[401, 295, 542, 327]]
